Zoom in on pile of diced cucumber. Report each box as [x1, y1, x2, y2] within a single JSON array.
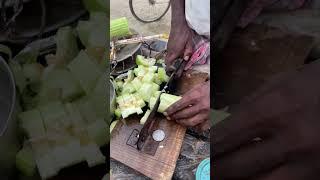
[[112, 55, 182, 127], [12, 12, 108, 179]]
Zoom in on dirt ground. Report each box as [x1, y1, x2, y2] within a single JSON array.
[[110, 0, 171, 36]]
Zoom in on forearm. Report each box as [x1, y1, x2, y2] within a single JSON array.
[[170, 0, 188, 26]]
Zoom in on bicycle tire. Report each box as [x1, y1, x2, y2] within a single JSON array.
[[129, 0, 171, 23]]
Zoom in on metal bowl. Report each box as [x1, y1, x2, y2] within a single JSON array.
[[0, 56, 20, 179]]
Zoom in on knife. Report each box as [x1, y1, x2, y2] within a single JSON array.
[[137, 58, 187, 150]]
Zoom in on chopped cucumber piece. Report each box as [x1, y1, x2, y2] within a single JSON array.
[[154, 73, 162, 85], [149, 97, 157, 110], [82, 143, 105, 167], [142, 73, 155, 83], [136, 55, 156, 67], [122, 82, 135, 94], [153, 91, 161, 99], [151, 83, 160, 92], [22, 63, 43, 84], [39, 101, 71, 132], [68, 50, 102, 94], [18, 109, 45, 138], [131, 77, 142, 91], [41, 68, 84, 102], [51, 138, 83, 168], [140, 109, 151, 125], [115, 81, 124, 91], [31, 141, 58, 180], [158, 93, 182, 113], [65, 103, 86, 130], [87, 119, 109, 147], [55, 26, 79, 65], [138, 83, 153, 102], [16, 144, 36, 177], [114, 109, 121, 119], [158, 67, 169, 82]]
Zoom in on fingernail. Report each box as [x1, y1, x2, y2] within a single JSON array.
[[166, 116, 171, 120], [184, 56, 189, 61], [163, 112, 168, 116]]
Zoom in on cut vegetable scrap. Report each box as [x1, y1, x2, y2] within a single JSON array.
[[68, 50, 103, 94], [140, 109, 151, 125], [110, 120, 118, 133], [18, 109, 46, 138], [15, 144, 36, 177]]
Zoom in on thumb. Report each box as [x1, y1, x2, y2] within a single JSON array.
[[183, 40, 193, 61]]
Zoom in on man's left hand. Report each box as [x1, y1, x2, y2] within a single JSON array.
[[164, 81, 210, 131]]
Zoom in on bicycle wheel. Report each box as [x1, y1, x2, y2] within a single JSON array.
[[129, 0, 171, 23]]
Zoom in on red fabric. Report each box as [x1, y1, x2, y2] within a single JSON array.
[[238, 0, 306, 28]]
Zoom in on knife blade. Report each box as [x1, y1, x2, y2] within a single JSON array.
[[136, 58, 187, 150]]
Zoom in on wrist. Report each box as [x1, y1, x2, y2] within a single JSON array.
[[170, 0, 188, 28]]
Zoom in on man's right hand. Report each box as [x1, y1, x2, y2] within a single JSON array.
[[165, 23, 193, 72], [165, 0, 194, 72]]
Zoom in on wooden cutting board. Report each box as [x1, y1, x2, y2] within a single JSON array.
[[110, 70, 209, 180]]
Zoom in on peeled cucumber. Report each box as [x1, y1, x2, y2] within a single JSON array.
[[110, 17, 130, 38]]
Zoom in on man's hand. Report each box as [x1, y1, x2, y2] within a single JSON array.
[[213, 60, 320, 180], [164, 81, 210, 131], [165, 0, 193, 72]]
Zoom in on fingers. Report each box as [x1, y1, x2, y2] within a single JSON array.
[[196, 119, 211, 132], [165, 92, 197, 116], [214, 136, 287, 179], [165, 52, 180, 70], [183, 40, 193, 61], [176, 113, 208, 127], [170, 104, 202, 120]]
